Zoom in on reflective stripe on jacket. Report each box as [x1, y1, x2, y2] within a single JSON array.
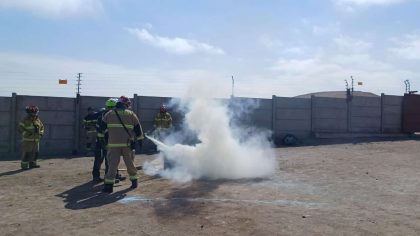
[[83, 113, 98, 131], [154, 112, 172, 129], [103, 109, 143, 148], [18, 116, 44, 142]]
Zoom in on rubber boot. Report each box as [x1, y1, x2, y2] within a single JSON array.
[[130, 179, 138, 189], [30, 152, 40, 168], [102, 184, 113, 193], [21, 162, 30, 170], [21, 152, 30, 170]]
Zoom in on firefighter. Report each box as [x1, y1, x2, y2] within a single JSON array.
[[83, 107, 97, 154], [93, 98, 127, 183], [153, 104, 172, 147], [18, 105, 44, 169], [154, 104, 172, 129], [154, 104, 173, 169], [101, 96, 144, 193], [92, 99, 116, 182]]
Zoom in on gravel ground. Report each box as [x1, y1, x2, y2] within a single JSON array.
[[0, 139, 419, 236]]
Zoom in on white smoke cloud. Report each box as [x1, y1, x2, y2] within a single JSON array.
[[144, 83, 277, 182]]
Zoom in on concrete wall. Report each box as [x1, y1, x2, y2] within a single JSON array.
[[274, 97, 311, 139], [229, 97, 273, 130], [0, 93, 409, 159], [312, 97, 348, 133], [0, 97, 11, 154], [350, 96, 381, 133], [382, 95, 403, 133]]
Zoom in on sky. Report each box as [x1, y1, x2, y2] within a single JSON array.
[[0, 0, 419, 98]]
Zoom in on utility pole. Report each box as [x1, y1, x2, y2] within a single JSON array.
[[74, 73, 83, 155], [231, 75, 235, 98], [404, 80, 410, 94], [76, 73, 82, 103], [345, 77, 353, 101], [405, 79, 418, 94]]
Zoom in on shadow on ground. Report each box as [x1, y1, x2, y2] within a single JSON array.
[[56, 181, 133, 210], [153, 178, 267, 219], [0, 169, 27, 177]]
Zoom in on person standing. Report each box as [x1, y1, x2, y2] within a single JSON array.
[[154, 104, 172, 130], [92, 99, 116, 182], [83, 107, 97, 154], [18, 105, 44, 169], [102, 96, 144, 193], [153, 104, 173, 169], [93, 98, 126, 183]]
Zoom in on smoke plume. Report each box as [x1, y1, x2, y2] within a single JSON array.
[[144, 82, 277, 182]]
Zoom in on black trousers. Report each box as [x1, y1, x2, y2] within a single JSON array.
[[92, 141, 109, 178]]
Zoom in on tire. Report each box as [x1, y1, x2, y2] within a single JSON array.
[[283, 134, 298, 146]]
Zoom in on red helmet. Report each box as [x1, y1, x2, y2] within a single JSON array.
[[118, 96, 131, 107], [160, 105, 167, 113], [25, 105, 39, 114]]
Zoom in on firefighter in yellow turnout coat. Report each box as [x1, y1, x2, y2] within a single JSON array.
[[101, 96, 144, 193], [18, 105, 44, 169], [154, 104, 172, 129], [153, 105, 173, 168]]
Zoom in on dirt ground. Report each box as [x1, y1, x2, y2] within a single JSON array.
[[1, 139, 420, 236]]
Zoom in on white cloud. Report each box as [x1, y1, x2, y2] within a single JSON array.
[[125, 28, 225, 55], [0, 51, 230, 98], [0, 0, 104, 17], [259, 35, 283, 49], [334, 0, 406, 6], [333, 35, 372, 52], [389, 34, 420, 60], [0, 49, 415, 99], [333, 0, 408, 11], [268, 52, 412, 96], [312, 22, 341, 36], [283, 47, 305, 55]]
